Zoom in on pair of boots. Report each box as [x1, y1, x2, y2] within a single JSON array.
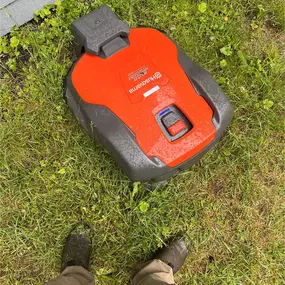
[[45, 224, 190, 285]]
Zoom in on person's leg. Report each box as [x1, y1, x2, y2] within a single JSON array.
[[45, 266, 94, 285], [132, 237, 189, 285], [132, 259, 174, 285], [44, 224, 94, 285]]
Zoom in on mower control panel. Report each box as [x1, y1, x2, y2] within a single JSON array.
[[156, 105, 192, 142]]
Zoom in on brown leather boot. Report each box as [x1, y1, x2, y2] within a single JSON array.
[[153, 236, 190, 274], [61, 224, 93, 272]]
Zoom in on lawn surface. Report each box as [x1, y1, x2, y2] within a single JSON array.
[[0, 0, 284, 284]]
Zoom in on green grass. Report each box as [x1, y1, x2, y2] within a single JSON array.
[[0, 0, 285, 284]]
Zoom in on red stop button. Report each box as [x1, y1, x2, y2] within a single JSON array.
[[168, 120, 187, 136]]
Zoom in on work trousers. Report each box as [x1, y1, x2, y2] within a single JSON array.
[[45, 259, 175, 285]]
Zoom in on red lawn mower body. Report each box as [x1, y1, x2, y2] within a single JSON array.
[[65, 5, 233, 181]]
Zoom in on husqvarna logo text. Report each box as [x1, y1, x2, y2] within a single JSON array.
[[129, 72, 162, 94]]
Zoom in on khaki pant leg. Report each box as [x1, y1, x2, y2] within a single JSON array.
[[44, 266, 94, 285], [132, 259, 175, 285]]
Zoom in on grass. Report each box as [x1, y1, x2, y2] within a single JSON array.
[[0, 0, 284, 284]]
